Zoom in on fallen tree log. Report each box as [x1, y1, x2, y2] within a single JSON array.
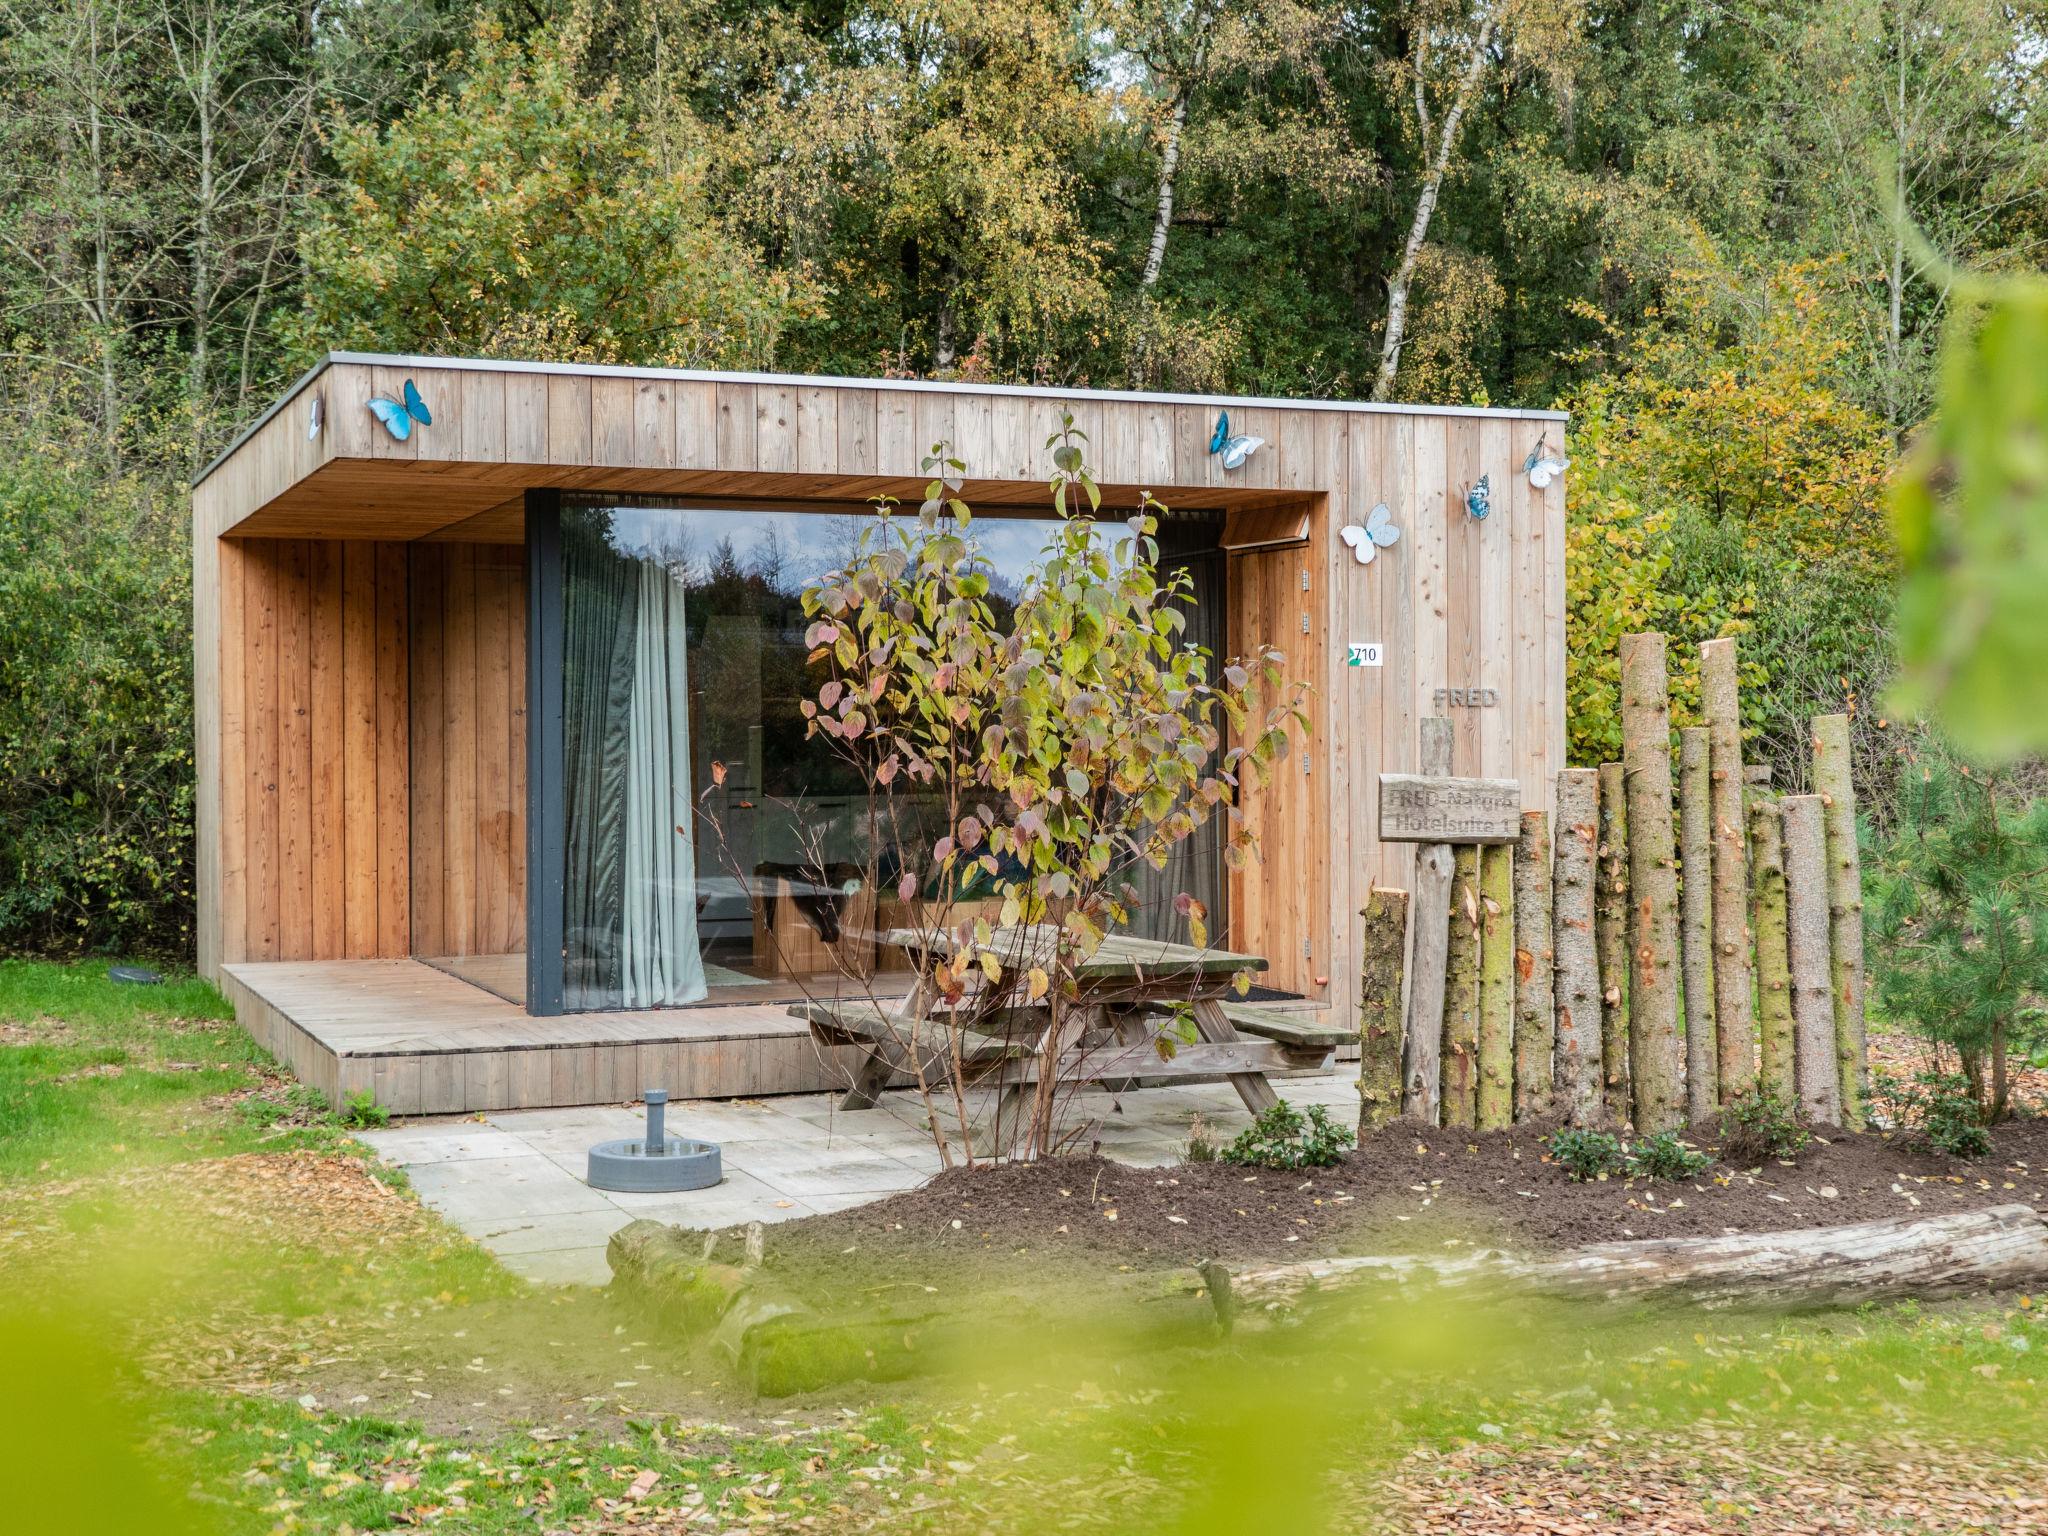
[[1201, 1204, 2048, 1325]]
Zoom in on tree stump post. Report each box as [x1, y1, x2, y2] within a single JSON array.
[[1810, 712, 1868, 1128], [1781, 794, 1842, 1125], [1596, 760, 1630, 1123], [1442, 844, 1482, 1129], [1701, 638, 1755, 1100], [1357, 887, 1410, 1136], [1476, 842, 1515, 1129], [1748, 796, 1797, 1104], [1551, 770, 1603, 1123], [1401, 718, 1456, 1124], [1513, 810, 1555, 1121], [1678, 726, 1717, 1122], [1620, 633, 1683, 1133]]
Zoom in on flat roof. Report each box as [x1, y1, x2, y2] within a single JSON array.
[[195, 350, 1568, 491]]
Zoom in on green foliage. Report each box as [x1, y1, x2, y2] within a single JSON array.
[[1183, 1113, 1219, 1163], [289, 19, 801, 368], [0, 461, 194, 956], [337, 1088, 392, 1130], [1564, 257, 1898, 792], [1865, 1070, 1992, 1160], [1890, 277, 2048, 762], [1627, 1130, 1711, 1181], [1867, 744, 2048, 1120], [1544, 1127, 1626, 1181], [1219, 1099, 1352, 1171], [1716, 1088, 1811, 1165], [1546, 1125, 1710, 1180]]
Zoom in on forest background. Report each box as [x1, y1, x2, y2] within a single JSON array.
[[1, 0, 2041, 958]]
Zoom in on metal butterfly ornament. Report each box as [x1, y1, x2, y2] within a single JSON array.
[[1339, 502, 1401, 566], [307, 395, 323, 441], [1465, 473, 1492, 520], [366, 378, 433, 442], [1207, 409, 1264, 471], [1523, 436, 1569, 489]]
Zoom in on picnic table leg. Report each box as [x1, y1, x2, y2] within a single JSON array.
[[836, 975, 930, 1112], [1191, 998, 1281, 1115]]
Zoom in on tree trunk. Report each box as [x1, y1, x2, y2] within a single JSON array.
[[1809, 713, 1867, 1129], [1200, 1205, 2048, 1322], [1781, 794, 1841, 1126], [1596, 761, 1630, 1123], [1551, 770, 1603, 1123], [1441, 845, 1482, 1129], [1140, 92, 1189, 289], [1749, 796, 1797, 1103], [1512, 810, 1554, 1121], [1700, 639, 1755, 1099], [1678, 726, 1717, 1122], [1369, 16, 1496, 401], [1620, 634, 1684, 1133], [1476, 842, 1514, 1129], [1358, 887, 1409, 1136], [1402, 717, 1456, 1123]]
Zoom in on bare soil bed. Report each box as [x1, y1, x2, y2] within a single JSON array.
[[735, 1116, 2048, 1306]]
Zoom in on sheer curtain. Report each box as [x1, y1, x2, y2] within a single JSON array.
[[562, 509, 707, 1010]]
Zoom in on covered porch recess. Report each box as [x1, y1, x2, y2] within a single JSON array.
[[192, 353, 1568, 1112]]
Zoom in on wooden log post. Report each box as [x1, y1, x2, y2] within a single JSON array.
[[1781, 794, 1842, 1125], [1619, 633, 1684, 1134], [1551, 770, 1603, 1123], [1357, 887, 1410, 1136], [1476, 842, 1515, 1129], [1748, 796, 1797, 1103], [1401, 718, 1456, 1123], [1677, 726, 1717, 1122], [1810, 713, 1868, 1129], [1595, 761, 1630, 1122], [1512, 810, 1555, 1121], [1701, 638, 1756, 1100], [1441, 844, 1482, 1129]]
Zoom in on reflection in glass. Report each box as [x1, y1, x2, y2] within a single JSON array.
[[555, 501, 1224, 1011]]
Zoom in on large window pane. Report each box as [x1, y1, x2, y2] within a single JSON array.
[[555, 501, 1224, 1011]]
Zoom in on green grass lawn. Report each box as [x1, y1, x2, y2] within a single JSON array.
[[2, 959, 2044, 1535]]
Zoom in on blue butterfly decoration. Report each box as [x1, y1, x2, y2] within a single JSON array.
[[367, 378, 433, 442], [1207, 410, 1264, 471], [1465, 473, 1492, 520]]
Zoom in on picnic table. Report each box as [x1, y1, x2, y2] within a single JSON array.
[[788, 924, 1351, 1145]]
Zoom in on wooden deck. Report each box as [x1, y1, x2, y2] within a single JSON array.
[[220, 959, 882, 1114]]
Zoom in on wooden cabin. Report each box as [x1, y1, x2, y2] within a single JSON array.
[[192, 354, 1567, 1113]]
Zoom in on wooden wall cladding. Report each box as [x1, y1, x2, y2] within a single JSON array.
[[408, 544, 528, 961], [214, 537, 410, 966]]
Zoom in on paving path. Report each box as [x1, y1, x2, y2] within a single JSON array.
[[363, 1068, 1361, 1284]]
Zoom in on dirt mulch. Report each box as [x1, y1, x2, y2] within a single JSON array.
[[737, 1117, 2048, 1304]]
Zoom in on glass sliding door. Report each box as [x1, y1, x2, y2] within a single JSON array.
[[534, 497, 1227, 1013]]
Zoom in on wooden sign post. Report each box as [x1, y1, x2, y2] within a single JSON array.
[[1378, 774, 1522, 845]]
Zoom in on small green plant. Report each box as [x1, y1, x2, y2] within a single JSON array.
[[1866, 1070, 1993, 1159], [1220, 1100, 1353, 1170], [1545, 1127, 1627, 1181], [1183, 1113, 1218, 1163], [337, 1088, 391, 1130], [1718, 1088, 1811, 1164], [1628, 1131, 1711, 1181]]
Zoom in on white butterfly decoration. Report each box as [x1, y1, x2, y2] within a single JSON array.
[[307, 395, 324, 441], [1339, 502, 1402, 566], [1524, 437, 1569, 489]]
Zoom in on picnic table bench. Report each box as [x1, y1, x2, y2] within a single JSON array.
[[790, 926, 1342, 1136]]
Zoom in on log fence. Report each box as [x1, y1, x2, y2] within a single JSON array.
[[1363, 631, 1871, 1135]]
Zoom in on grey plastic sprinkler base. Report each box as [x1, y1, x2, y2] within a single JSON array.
[[585, 1089, 723, 1193]]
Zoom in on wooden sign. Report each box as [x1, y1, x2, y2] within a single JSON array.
[[1378, 773, 1522, 844]]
